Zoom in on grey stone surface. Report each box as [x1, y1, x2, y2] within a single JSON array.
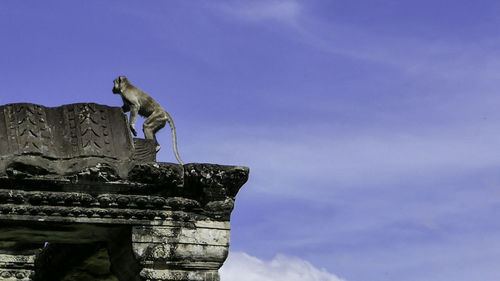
[[0, 103, 249, 281]]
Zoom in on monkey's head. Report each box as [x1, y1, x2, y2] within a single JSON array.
[[112, 76, 128, 94]]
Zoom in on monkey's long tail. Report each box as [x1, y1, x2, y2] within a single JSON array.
[[165, 111, 184, 165]]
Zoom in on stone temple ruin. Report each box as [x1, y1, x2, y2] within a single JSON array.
[[0, 103, 249, 281]]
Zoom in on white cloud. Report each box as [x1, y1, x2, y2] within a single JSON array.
[[220, 252, 346, 281], [215, 0, 301, 24]]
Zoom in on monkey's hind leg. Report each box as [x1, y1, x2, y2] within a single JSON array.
[[143, 111, 167, 151]]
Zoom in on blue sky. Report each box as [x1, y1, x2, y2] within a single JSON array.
[[2, 1, 500, 280]]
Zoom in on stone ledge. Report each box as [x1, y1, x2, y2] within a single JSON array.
[[0, 102, 249, 281], [0, 163, 249, 222]]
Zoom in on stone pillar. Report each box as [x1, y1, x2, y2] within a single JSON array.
[[132, 221, 230, 281]]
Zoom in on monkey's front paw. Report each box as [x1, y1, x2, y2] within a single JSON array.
[[130, 126, 138, 136]]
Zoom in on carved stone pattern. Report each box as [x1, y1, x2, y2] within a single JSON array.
[[0, 205, 191, 222], [77, 104, 109, 156], [0, 103, 138, 161], [0, 253, 35, 281], [0, 189, 206, 222], [0, 190, 200, 211], [64, 104, 115, 158], [64, 104, 79, 155], [0, 103, 132, 160], [0, 104, 52, 157], [4, 105, 19, 154], [0, 269, 33, 280], [138, 269, 220, 281], [18, 104, 48, 154]]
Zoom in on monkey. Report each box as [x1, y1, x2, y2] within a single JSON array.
[[112, 76, 184, 165]]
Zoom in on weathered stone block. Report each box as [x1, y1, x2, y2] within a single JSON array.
[[0, 103, 249, 281]]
